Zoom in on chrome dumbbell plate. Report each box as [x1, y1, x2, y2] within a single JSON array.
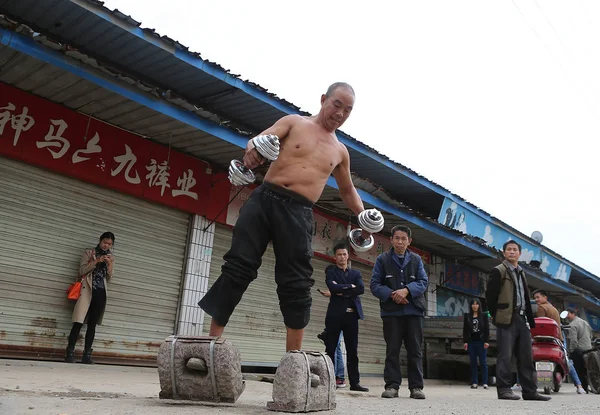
[[227, 134, 280, 186], [348, 209, 385, 252], [228, 159, 255, 186], [358, 209, 385, 234], [348, 228, 374, 252], [252, 134, 280, 161]]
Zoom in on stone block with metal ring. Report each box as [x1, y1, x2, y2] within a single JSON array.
[[348, 208, 385, 252], [228, 134, 280, 186], [157, 335, 245, 403], [266, 350, 336, 413]]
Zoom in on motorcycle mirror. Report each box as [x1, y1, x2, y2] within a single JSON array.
[[560, 310, 568, 319]]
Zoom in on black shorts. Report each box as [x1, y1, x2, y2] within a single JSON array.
[[199, 182, 315, 329]]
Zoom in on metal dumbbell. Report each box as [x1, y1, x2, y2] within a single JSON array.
[[228, 134, 280, 186], [348, 209, 385, 252]]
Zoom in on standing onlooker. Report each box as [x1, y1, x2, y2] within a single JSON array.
[[533, 291, 587, 394], [566, 308, 593, 393], [463, 298, 490, 389], [561, 331, 587, 394], [324, 244, 368, 392], [370, 225, 428, 400], [65, 232, 115, 364], [317, 290, 347, 388], [485, 240, 550, 401]]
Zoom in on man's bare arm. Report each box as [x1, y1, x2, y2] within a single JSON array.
[[243, 115, 298, 169], [331, 145, 364, 216], [536, 305, 546, 318]]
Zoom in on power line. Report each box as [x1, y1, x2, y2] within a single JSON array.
[[532, 0, 570, 52], [510, 0, 600, 118], [510, 0, 556, 58]]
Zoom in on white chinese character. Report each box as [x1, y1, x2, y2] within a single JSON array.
[[111, 144, 141, 184], [145, 159, 171, 196], [0, 103, 15, 134], [172, 169, 198, 200], [0, 103, 35, 146], [72, 132, 102, 164], [36, 119, 71, 159]]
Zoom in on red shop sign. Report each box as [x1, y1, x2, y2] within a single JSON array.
[[0, 82, 218, 216]]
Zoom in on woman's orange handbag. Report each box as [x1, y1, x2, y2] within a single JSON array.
[[67, 280, 82, 301]]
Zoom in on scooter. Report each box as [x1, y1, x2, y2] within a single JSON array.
[[559, 309, 600, 394], [531, 316, 569, 394]]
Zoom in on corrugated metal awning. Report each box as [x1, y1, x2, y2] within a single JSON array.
[[0, 39, 498, 271], [0, 0, 449, 217], [2, 2, 597, 296], [1, 14, 598, 306]]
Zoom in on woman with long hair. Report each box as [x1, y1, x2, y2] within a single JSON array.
[[463, 298, 490, 389], [65, 232, 115, 364]]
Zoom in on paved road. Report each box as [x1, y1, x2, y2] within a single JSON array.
[[1, 359, 598, 415]]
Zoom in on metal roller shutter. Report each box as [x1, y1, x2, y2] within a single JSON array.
[[204, 224, 334, 366], [203, 225, 387, 375], [0, 156, 190, 364], [350, 261, 390, 375], [204, 224, 282, 365]]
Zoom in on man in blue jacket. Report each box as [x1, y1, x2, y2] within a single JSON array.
[[370, 225, 428, 400], [324, 243, 369, 392]]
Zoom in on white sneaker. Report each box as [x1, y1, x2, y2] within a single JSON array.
[[577, 386, 585, 394], [483, 384, 489, 389]]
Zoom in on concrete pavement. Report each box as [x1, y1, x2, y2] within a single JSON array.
[[1, 359, 598, 415]]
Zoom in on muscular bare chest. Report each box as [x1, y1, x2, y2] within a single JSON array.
[[281, 124, 342, 172]]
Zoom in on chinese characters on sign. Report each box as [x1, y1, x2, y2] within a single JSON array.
[[173, 169, 198, 200], [312, 215, 348, 258], [0, 83, 211, 216], [0, 103, 35, 146], [112, 144, 141, 185], [72, 132, 102, 164], [36, 119, 71, 159], [443, 263, 481, 296]]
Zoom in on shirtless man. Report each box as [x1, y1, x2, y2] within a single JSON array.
[[199, 82, 375, 352], [532, 289, 562, 340]]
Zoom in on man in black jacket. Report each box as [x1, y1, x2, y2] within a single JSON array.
[[486, 240, 550, 401], [324, 243, 369, 392]]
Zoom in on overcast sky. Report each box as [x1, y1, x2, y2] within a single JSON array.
[[104, 0, 600, 276]]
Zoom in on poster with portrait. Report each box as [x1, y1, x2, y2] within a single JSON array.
[[438, 197, 572, 282]]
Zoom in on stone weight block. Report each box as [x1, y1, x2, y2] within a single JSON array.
[[157, 335, 245, 403], [267, 350, 336, 412]]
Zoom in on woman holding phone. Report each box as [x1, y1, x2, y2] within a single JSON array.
[[65, 232, 115, 364]]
